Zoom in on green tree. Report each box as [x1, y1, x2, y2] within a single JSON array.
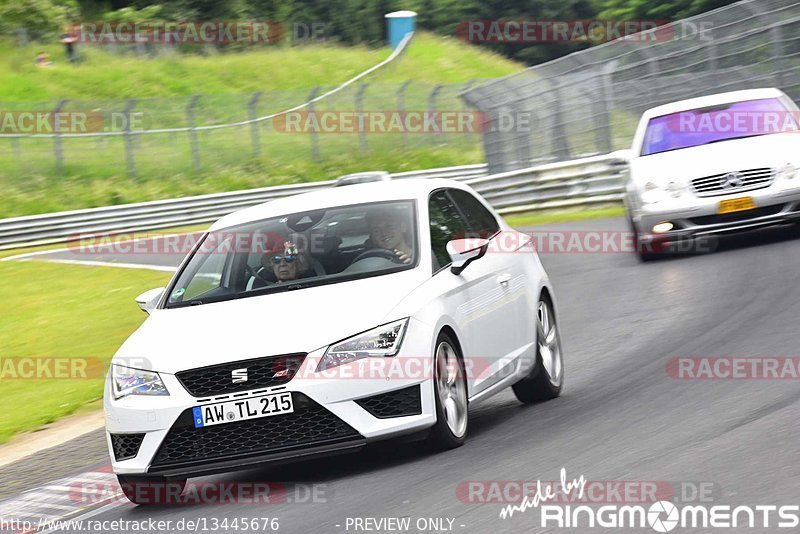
[[594, 0, 739, 21], [407, 0, 597, 65], [0, 0, 79, 39]]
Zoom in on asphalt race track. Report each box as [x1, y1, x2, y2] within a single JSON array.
[[5, 217, 800, 533]]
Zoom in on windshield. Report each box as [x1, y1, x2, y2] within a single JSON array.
[[165, 200, 418, 308], [640, 97, 798, 156]]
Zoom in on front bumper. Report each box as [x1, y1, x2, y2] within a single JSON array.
[[633, 183, 800, 243], [105, 319, 437, 477]]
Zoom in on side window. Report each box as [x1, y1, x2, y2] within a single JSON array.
[[449, 189, 500, 238], [180, 249, 226, 301], [428, 190, 470, 271], [169, 236, 231, 303]]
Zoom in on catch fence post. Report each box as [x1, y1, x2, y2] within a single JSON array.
[[396, 81, 411, 149], [307, 87, 321, 162], [249, 92, 263, 157], [53, 99, 69, 175], [428, 84, 443, 143], [123, 99, 137, 179], [356, 84, 369, 152], [186, 95, 202, 172]]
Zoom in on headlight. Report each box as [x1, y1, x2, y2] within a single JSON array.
[[641, 181, 667, 204], [111, 364, 169, 399], [666, 180, 683, 198], [778, 162, 796, 180], [317, 319, 409, 372]]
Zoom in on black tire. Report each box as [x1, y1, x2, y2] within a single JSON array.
[[638, 247, 658, 262], [629, 216, 659, 262], [117, 474, 187, 505], [513, 295, 564, 403], [425, 332, 468, 451]]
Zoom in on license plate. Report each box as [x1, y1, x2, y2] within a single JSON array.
[[193, 392, 293, 428], [718, 196, 756, 214]]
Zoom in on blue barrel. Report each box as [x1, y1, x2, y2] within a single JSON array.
[[385, 11, 417, 49]]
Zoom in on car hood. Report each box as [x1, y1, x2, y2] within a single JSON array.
[[630, 133, 800, 185], [114, 270, 427, 374]]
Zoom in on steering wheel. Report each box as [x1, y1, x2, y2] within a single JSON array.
[[245, 264, 273, 285], [351, 248, 404, 264]]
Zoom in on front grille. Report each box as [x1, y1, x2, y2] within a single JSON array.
[[356, 385, 422, 418], [110, 433, 145, 461], [688, 204, 784, 226], [151, 393, 360, 468], [691, 168, 774, 197], [176, 354, 305, 397]]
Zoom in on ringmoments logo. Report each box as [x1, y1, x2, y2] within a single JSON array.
[[500, 468, 799, 531]]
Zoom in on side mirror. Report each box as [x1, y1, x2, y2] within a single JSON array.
[[135, 287, 164, 314], [446, 238, 489, 275], [609, 148, 632, 163]]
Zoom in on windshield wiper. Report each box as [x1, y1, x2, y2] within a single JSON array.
[[284, 283, 305, 291], [166, 298, 205, 308]]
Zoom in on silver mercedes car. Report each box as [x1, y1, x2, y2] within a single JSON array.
[[624, 87, 800, 261]]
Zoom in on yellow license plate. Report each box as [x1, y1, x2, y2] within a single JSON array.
[[718, 197, 756, 214]]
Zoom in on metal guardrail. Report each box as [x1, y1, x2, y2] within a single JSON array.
[[467, 153, 628, 215], [0, 155, 628, 250], [0, 164, 488, 249]]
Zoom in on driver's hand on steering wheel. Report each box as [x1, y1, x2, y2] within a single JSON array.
[[394, 249, 412, 264]]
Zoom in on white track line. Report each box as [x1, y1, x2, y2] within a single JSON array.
[[0, 468, 127, 533], [1, 247, 71, 262], [36, 258, 177, 272], [2, 232, 188, 269], [38, 500, 127, 534]]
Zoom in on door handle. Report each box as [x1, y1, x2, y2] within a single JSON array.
[[497, 273, 512, 285]]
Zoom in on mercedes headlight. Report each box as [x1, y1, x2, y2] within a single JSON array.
[[666, 180, 683, 198], [778, 162, 796, 180], [641, 181, 667, 204], [317, 319, 409, 372], [111, 364, 169, 399]]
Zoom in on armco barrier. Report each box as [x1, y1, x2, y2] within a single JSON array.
[[0, 155, 629, 250], [0, 164, 487, 249]]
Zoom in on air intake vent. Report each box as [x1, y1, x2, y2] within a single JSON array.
[[356, 385, 422, 418], [110, 433, 145, 461]]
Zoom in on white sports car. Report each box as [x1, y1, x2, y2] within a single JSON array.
[[625, 88, 800, 260], [105, 178, 563, 504]]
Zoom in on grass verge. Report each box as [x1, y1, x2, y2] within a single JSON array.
[[1, 33, 519, 100], [504, 205, 625, 227], [0, 260, 172, 444]]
